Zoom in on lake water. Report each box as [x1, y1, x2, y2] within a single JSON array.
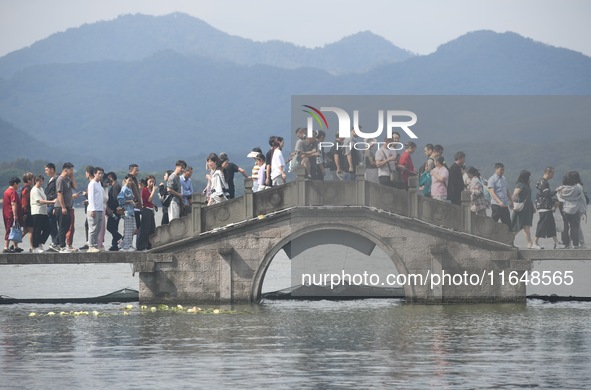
[[2, 299, 591, 388], [2, 207, 591, 388]]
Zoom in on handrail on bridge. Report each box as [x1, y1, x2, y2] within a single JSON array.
[[150, 167, 514, 249]]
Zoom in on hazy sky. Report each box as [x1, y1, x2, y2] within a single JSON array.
[[0, 0, 590, 57]]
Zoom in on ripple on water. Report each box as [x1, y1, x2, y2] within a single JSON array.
[[1, 300, 591, 388]]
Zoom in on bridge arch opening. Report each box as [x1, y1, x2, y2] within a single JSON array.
[[255, 225, 411, 302]]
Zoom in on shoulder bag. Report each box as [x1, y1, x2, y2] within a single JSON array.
[[161, 193, 174, 208]]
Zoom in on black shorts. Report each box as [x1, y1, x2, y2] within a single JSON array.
[[23, 212, 34, 228]]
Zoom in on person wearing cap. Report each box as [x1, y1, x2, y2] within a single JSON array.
[[220, 154, 249, 199], [247, 147, 263, 191], [3, 176, 23, 253]]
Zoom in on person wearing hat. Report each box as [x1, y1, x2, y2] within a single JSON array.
[[247, 147, 263, 191]]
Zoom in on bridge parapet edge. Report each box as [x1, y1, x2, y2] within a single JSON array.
[[149, 172, 514, 249]]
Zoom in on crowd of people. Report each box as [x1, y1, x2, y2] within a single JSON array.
[[2, 130, 589, 253], [2, 163, 167, 254]]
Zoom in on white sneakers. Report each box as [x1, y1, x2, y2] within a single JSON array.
[[526, 243, 581, 249], [87, 247, 100, 253]]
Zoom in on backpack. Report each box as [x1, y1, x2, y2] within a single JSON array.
[[419, 171, 431, 196], [479, 177, 491, 202]]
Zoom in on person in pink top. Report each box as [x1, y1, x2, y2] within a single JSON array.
[[430, 156, 449, 201]]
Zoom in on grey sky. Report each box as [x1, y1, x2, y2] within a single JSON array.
[[1, 0, 590, 57]]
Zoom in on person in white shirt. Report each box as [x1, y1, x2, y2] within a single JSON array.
[[271, 137, 287, 186], [254, 153, 267, 192], [30, 175, 55, 253], [86, 167, 105, 253], [207, 153, 230, 205]]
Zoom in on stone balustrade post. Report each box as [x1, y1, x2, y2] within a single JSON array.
[[191, 193, 207, 235], [244, 178, 254, 219], [296, 166, 306, 206], [408, 175, 419, 218], [355, 166, 366, 206], [461, 190, 472, 234]]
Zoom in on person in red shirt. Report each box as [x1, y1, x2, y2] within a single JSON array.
[[20, 172, 35, 251], [398, 141, 418, 190], [3, 177, 23, 253], [137, 175, 157, 251]]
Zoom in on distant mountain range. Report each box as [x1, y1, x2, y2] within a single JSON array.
[[0, 13, 413, 79], [0, 13, 590, 169]]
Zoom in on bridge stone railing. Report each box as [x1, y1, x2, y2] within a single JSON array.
[[150, 167, 514, 249]]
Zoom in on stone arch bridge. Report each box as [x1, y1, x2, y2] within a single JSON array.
[[137, 170, 526, 304]]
